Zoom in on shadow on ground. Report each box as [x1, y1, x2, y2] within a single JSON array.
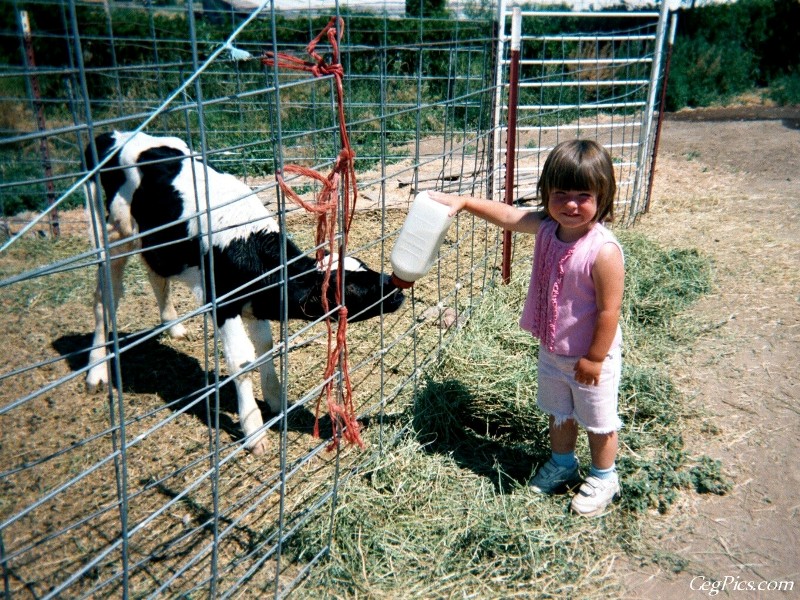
[[410, 378, 549, 492]]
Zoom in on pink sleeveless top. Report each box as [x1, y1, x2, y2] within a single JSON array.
[[519, 219, 622, 357]]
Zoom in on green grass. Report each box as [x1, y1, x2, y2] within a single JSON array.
[[0, 235, 94, 313], [288, 230, 730, 598], [0, 234, 153, 314]]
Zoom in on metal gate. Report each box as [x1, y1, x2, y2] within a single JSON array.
[[492, 1, 671, 226]]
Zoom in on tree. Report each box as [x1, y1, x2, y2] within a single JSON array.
[[406, 0, 448, 18]]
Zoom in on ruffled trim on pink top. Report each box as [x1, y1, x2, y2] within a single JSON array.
[[529, 222, 576, 352]]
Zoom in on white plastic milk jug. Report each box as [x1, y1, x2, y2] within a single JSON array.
[[390, 191, 455, 289]]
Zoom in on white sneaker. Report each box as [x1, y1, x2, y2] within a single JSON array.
[[570, 474, 620, 517], [528, 460, 581, 494]]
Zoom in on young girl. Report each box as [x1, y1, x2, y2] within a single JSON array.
[[429, 139, 624, 517]]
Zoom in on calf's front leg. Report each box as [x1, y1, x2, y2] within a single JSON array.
[[219, 315, 269, 456], [86, 252, 128, 391], [145, 267, 188, 339], [245, 316, 283, 414]]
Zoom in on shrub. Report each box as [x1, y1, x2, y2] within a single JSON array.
[[667, 0, 800, 109], [768, 73, 800, 106], [668, 36, 756, 109]]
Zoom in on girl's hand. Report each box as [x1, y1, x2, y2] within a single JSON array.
[[428, 191, 468, 217], [574, 357, 603, 386]]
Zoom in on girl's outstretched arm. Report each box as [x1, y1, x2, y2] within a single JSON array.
[[428, 191, 544, 235], [574, 242, 625, 386]]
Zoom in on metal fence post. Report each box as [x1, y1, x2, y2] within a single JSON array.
[[18, 10, 59, 238], [644, 11, 679, 215], [630, 0, 671, 218], [501, 7, 521, 285]]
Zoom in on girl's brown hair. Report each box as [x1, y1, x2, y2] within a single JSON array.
[[536, 140, 617, 223]]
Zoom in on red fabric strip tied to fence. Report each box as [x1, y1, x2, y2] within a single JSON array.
[[262, 17, 363, 449]]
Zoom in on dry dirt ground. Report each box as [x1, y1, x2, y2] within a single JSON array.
[[620, 113, 800, 598]]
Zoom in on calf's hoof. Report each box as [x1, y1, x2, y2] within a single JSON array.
[[248, 435, 270, 457], [167, 322, 189, 340], [86, 368, 108, 392]]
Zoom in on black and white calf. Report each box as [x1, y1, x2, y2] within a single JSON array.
[[85, 131, 404, 455]]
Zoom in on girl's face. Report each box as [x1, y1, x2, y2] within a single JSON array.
[[548, 189, 598, 241]]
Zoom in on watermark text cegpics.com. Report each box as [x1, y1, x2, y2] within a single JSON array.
[[691, 575, 795, 596]]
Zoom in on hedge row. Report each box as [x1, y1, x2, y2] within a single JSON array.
[[2, 0, 797, 110], [668, 0, 800, 108]]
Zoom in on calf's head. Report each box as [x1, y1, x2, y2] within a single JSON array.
[[297, 254, 405, 323]]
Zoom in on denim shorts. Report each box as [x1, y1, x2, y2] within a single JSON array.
[[536, 346, 623, 434]]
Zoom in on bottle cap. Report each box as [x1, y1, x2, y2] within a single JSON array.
[[390, 273, 415, 289]]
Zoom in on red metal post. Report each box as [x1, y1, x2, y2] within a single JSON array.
[[501, 7, 521, 284], [20, 10, 59, 238]]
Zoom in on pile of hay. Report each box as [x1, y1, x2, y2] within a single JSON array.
[[288, 230, 729, 598]]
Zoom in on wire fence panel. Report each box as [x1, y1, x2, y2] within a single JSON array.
[[1, 2, 498, 597], [0, 1, 668, 597]]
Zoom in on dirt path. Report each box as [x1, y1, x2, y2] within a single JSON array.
[[621, 116, 800, 598]]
